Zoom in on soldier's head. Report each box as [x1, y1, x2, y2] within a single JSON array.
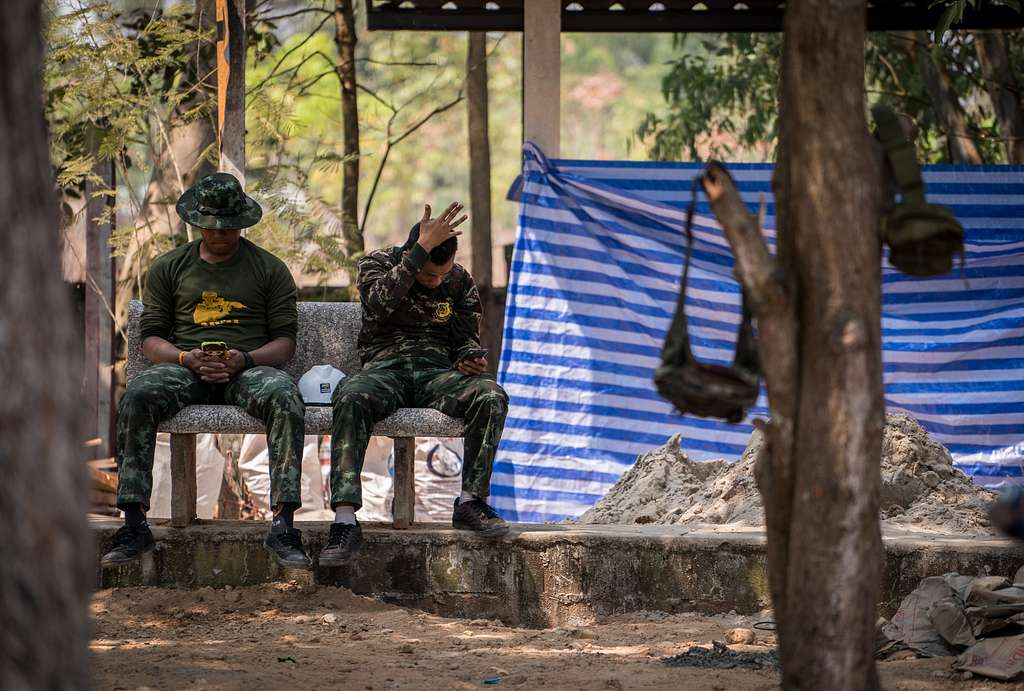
[[403, 221, 457, 289]]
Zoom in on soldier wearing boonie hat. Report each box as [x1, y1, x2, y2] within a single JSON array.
[[102, 173, 312, 570]]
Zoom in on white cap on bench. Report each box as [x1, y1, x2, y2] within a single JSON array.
[[298, 365, 346, 405]]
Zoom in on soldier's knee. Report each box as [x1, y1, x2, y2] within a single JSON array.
[[117, 383, 161, 420], [474, 382, 509, 412], [268, 384, 305, 418]]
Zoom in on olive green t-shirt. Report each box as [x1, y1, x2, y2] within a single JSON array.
[[139, 238, 298, 352]]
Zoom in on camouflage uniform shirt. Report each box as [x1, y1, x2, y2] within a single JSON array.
[[357, 243, 482, 366]]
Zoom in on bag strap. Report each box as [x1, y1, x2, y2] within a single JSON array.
[[662, 173, 760, 378], [872, 105, 926, 207]]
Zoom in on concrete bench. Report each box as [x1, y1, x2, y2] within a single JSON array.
[[126, 300, 464, 529]]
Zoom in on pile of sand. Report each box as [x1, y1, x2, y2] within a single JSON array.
[[575, 413, 996, 534]]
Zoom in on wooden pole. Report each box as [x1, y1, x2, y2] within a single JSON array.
[[84, 127, 116, 461], [467, 32, 499, 371], [522, 0, 561, 156], [216, 0, 245, 184]]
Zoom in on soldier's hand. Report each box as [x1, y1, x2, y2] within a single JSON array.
[[417, 202, 467, 251], [457, 356, 488, 377], [182, 349, 206, 375], [198, 349, 245, 383]]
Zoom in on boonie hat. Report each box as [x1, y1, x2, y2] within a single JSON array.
[[175, 172, 263, 230]]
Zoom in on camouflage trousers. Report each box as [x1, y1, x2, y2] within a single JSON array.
[[330, 357, 509, 509], [116, 363, 305, 511]]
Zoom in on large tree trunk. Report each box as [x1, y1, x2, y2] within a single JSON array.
[[466, 31, 499, 372], [704, 0, 885, 687], [973, 30, 1024, 164], [0, 1, 92, 687], [896, 30, 983, 164], [334, 0, 362, 283], [115, 0, 217, 326]]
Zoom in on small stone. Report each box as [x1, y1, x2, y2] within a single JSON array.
[[174, 612, 186, 620], [922, 471, 941, 488], [960, 671, 973, 680], [322, 613, 338, 625], [307, 636, 321, 643], [399, 644, 414, 654], [224, 590, 240, 604], [259, 599, 272, 606], [224, 585, 233, 591], [725, 628, 757, 645], [931, 671, 948, 678]]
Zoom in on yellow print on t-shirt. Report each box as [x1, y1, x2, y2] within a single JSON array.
[[193, 291, 247, 326]]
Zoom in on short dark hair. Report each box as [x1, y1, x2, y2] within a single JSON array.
[[402, 221, 457, 265]]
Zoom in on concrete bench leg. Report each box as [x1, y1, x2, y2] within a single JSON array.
[[392, 437, 415, 529], [170, 433, 197, 528]]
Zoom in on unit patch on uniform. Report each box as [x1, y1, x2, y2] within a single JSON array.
[[434, 300, 453, 322]]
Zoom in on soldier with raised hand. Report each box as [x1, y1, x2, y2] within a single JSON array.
[[321, 201, 510, 566], [101, 173, 312, 570]]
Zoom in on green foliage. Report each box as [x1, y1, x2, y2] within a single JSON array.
[[638, 30, 1022, 164], [636, 34, 780, 161], [45, 1, 209, 194]]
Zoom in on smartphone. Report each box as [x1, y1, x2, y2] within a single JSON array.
[[458, 348, 488, 363], [201, 341, 229, 359]]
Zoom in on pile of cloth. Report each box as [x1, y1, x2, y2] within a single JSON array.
[[878, 568, 1024, 680]]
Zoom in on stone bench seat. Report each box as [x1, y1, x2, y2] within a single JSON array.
[[128, 299, 467, 530], [159, 405, 464, 437]]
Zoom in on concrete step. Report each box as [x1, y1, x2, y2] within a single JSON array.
[[92, 517, 1024, 628]]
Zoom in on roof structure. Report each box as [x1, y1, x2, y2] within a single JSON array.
[[366, 1, 1024, 32]]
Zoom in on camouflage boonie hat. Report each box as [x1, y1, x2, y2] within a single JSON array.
[[175, 172, 263, 230]]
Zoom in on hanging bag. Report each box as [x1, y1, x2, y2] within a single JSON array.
[[654, 174, 761, 424], [873, 105, 964, 276]]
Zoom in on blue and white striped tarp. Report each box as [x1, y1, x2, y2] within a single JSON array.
[[492, 142, 1024, 523]]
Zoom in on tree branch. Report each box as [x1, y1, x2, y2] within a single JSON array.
[[246, 14, 333, 96]]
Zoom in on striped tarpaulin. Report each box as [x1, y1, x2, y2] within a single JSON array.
[[492, 143, 1024, 523]]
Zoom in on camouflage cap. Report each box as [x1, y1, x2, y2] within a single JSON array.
[[175, 172, 263, 230]]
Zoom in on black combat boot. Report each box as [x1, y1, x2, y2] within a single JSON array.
[[318, 522, 364, 567], [452, 497, 510, 538], [101, 522, 156, 566], [264, 524, 312, 569]]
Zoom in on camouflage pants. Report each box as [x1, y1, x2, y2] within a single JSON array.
[[330, 357, 509, 509], [116, 363, 305, 511]]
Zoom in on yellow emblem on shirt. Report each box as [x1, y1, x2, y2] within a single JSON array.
[[434, 301, 453, 322], [193, 291, 247, 326]]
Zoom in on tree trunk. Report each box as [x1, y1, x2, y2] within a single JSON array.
[[115, 0, 217, 327], [466, 32, 499, 372], [704, 1, 885, 687], [896, 30, 983, 164], [0, 1, 92, 687], [334, 0, 362, 282], [973, 30, 1024, 164]]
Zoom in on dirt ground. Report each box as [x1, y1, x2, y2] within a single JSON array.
[[91, 584, 1022, 690]]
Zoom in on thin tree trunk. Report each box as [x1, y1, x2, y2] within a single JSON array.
[[704, 0, 885, 687], [0, 1, 92, 687], [115, 0, 217, 327], [973, 30, 1024, 164], [896, 30, 983, 164], [466, 31, 499, 371], [335, 0, 362, 285]]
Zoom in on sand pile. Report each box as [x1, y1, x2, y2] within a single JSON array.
[[575, 413, 996, 533]]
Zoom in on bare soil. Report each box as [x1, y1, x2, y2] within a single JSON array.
[[91, 585, 1017, 690], [576, 413, 996, 535]]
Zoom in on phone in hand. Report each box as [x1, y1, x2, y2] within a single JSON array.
[[200, 341, 229, 359], [455, 348, 488, 368]]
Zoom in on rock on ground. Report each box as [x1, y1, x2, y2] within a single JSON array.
[[575, 413, 995, 534]]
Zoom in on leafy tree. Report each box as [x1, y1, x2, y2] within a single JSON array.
[[639, 29, 1024, 164]]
